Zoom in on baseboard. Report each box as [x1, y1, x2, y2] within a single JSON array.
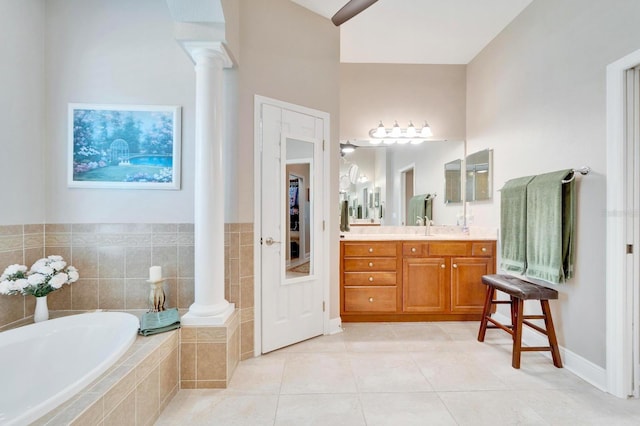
[[493, 312, 607, 391], [327, 316, 343, 335]]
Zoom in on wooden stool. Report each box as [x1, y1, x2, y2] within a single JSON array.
[[477, 274, 562, 369]]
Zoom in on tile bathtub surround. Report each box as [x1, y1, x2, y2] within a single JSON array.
[[32, 329, 179, 426], [180, 309, 240, 389], [0, 224, 45, 328], [225, 223, 255, 360]]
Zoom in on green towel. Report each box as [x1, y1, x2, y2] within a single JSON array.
[[525, 170, 575, 284], [408, 194, 429, 225], [500, 175, 535, 273], [139, 308, 181, 336]]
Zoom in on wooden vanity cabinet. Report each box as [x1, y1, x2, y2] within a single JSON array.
[[340, 239, 496, 322], [341, 242, 401, 316]]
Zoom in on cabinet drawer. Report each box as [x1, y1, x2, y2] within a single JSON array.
[[402, 242, 428, 256], [344, 242, 397, 257], [344, 272, 397, 285], [344, 258, 397, 272], [344, 286, 397, 312], [428, 242, 469, 256], [471, 242, 494, 256]]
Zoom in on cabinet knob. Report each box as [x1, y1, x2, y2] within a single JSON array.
[[453, 264, 458, 268], [368, 262, 374, 267], [368, 276, 374, 282], [411, 247, 417, 253], [369, 297, 374, 303], [368, 247, 374, 253], [441, 264, 445, 269], [481, 247, 487, 252]]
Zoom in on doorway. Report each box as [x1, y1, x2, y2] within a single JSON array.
[[606, 48, 640, 398], [254, 95, 330, 355], [400, 165, 415, 226]]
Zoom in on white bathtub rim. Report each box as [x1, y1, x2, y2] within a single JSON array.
[[0, 311, 139, 426]]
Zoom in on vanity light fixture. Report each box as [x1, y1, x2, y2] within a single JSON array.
[[340, 141, 357, 155], [368, 120, 433, 145]]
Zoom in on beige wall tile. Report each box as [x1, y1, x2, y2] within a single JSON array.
[[125, 246, 152, 278], [240, 223, 254, 233], [99, 278, 125, 310], [240, 231, 253, 246], [152, 224, 178, 233], [177, 278, 194, 309], [45, 223, 71, 233], [181, 327, 197, 342], [228, 233, 240, 259], [124, 223, 152, 233], [135, 368, 160, 426], [72, 224, 98, 233], [163, 278, 177, 310], [196, 380, 226, 389], [98, 246, 125, 278], [103, 368, 136, 414], [239, 246, 254, 277], [159, 348, 179, 404], [48, 285, 72, 310], [177, 245, 194, 277], [24, 247, 45, 267], [240, 276, 254, 308], [0, 250, 23, 266], [72, 232, 98, 247], [152, 246, 177, 278], [0, 296, 24, 326], [228, 258, 240, 286], [0, 225, 23, 236], [229, 284, 240, 306], [45, 246, 71, 261], [180, 380, 196, 389], [46, 232, 72, 247], [24, 224, 44, 234], [241, 320, 255, 359], [196, 327, 226, 343], [72, 247, 98, 278], [229, 223, 241, 232], [103, 389, 135, 426], [196, 342, 226, 381], [125, 278, 150, 310], [0, 235, 24, 252], [24, 232, 44, 249], [72, 279, 99, 310], [180, 343, 196, 380]]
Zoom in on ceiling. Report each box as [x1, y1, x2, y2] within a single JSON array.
[[290, 0, 533, 64]]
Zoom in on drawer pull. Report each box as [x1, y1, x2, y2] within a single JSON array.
[[368, 247, 374, 253], [411, 247, 417, 253], [369, 297, 374, 303], [482, 247, 487, 252], [368, 276, 374, 282], [453, 264, 458, 268], [441, 264, 445, 269], [368, 262, 374, 267]]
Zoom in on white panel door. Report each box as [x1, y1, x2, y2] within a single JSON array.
[[260, 103, 325, 353]]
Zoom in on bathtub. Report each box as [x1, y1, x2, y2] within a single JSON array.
[[0, 311, 139, 425]]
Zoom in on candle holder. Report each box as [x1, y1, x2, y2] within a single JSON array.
[[147, 279, 166, 312]]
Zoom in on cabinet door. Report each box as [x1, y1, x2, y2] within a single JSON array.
[[450, 257, 494, 313], [402, 257, 447, 313]]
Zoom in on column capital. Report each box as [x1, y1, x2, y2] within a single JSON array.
[[181, 41, 234, 68]]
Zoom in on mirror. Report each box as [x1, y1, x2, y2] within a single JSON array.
[[340, 140, 465, 226], [444, 159, 462, 204], [286, 138, 314, 278], [465, 149, 493, 201]]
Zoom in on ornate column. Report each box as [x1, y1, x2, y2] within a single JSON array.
[[182, 42, 234, 325]]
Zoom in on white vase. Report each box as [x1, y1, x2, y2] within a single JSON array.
[[34, 295, 49, 322]]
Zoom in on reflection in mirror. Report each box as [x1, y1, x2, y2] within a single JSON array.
[[339, 140, 465, 226], [466, 149, 493, 201], [286, 138, 314, 279], [444, 159, 462, 204]]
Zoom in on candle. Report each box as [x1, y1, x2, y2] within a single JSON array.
[[149, 266, 162, 282]]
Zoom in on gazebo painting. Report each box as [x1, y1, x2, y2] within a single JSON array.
[[68, 104, 181, 189]]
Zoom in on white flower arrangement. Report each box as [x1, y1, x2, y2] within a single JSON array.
[[0, 255, 79, 297]]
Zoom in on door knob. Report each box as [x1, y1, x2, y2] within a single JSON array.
[[264, 237, 280, 246]]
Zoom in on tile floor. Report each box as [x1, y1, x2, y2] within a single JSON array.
[[155, 322, 640, 425]]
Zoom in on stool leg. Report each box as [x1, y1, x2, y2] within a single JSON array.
[[510, 296, 516, 339], [541, 300, 563, 368], [512, 298, 524, 369], [477, 285, 495, 342]]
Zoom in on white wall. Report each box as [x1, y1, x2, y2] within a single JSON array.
[[0, 0, 46, 225], [44, 0, 196, 223], [467, 0, 640, 367]]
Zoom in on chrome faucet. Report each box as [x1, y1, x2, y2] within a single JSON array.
[[424, 216, 432, 235], [416, 216, 423, 226]]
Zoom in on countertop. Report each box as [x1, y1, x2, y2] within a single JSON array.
[[340, 225, 498, 241]]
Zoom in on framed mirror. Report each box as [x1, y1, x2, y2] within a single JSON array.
[[465, 149, 493, 201]]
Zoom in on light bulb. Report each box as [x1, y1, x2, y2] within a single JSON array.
[[373, 121, 387, 138], [420, 121, 433, 138], [390, 121, 402, 138], [406, 121, 416, 137]]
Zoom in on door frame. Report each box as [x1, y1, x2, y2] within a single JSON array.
[[253, 95, 331, 356], [606, 47, 640, 398], [399, 163, 415, 226]]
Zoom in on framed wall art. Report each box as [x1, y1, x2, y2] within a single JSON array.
[[68, 104, 182, 189]]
